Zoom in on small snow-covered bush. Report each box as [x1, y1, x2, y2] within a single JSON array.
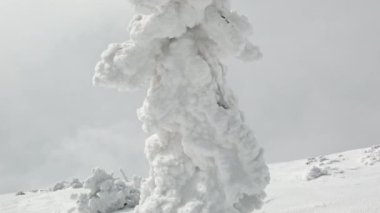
[[52, 178, 83, 191], [16, 191, 25, 196], [77, 168, 140, 213], [305, 166, 329, 181], [362, 145, 380, 166], [71, 178, 83, 189], [53, 181, 69, 191]]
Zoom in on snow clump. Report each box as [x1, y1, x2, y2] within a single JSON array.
[[77, 168, 140, 213], [52, 179, 84, 191], [305, 166, 329, 181], [53, 181, 69, 191], [15, 191, 25, 196], [362, 145, 380, 166], [71, 178, 84, 189]]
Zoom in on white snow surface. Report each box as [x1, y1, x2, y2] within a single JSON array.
[[94, 0, 268, 213], [1, 146, 380, 213], [257, 146, 380, 213]]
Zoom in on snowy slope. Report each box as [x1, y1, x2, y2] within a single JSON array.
[[258, 145, 380, 213], [1, 146, 379, 213]]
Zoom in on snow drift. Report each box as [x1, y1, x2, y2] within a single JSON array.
[[94, 0, 269, 212]]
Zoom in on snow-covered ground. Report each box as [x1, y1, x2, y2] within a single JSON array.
[[1, 146, 379, 213], [0, 188, 86, 213], [0, 188, 134, 213], [258, 145, 380, 213]]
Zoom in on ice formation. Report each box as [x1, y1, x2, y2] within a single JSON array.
[[94, 0, 269, 212], [77, 169, 140, 213]]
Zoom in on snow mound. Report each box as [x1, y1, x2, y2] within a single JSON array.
[[361, 145, 380, 166], [15, 191, 25, 196], [305, 166, 329, 181], [53, 179, 84, 191], [76, 169, 140, 213], [53, 181, 68, 191], [71, 178, 84, 189], [304, 155, 345, 180]]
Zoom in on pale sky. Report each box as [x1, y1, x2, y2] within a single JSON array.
[[0, 0, 379, 193]]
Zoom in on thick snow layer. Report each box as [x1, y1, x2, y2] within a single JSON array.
[[94, 0, 269, 213], [1, 146, 380, 213]]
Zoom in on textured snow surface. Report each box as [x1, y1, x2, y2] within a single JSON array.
[[257, 146, 380, 213], [94, 0, 268, 213], [361, 145, 380, 166], [1, 146, 380, 213]]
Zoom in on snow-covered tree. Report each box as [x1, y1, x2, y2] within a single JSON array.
[[94, 0, 269, 212]]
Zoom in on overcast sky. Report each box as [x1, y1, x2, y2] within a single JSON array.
[[0, 0, 379, 193]]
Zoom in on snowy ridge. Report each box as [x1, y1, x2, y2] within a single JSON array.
[[1, 146, 380, 213]]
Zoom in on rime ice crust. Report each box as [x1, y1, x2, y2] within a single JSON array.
[[94, 1, 269, 212]]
